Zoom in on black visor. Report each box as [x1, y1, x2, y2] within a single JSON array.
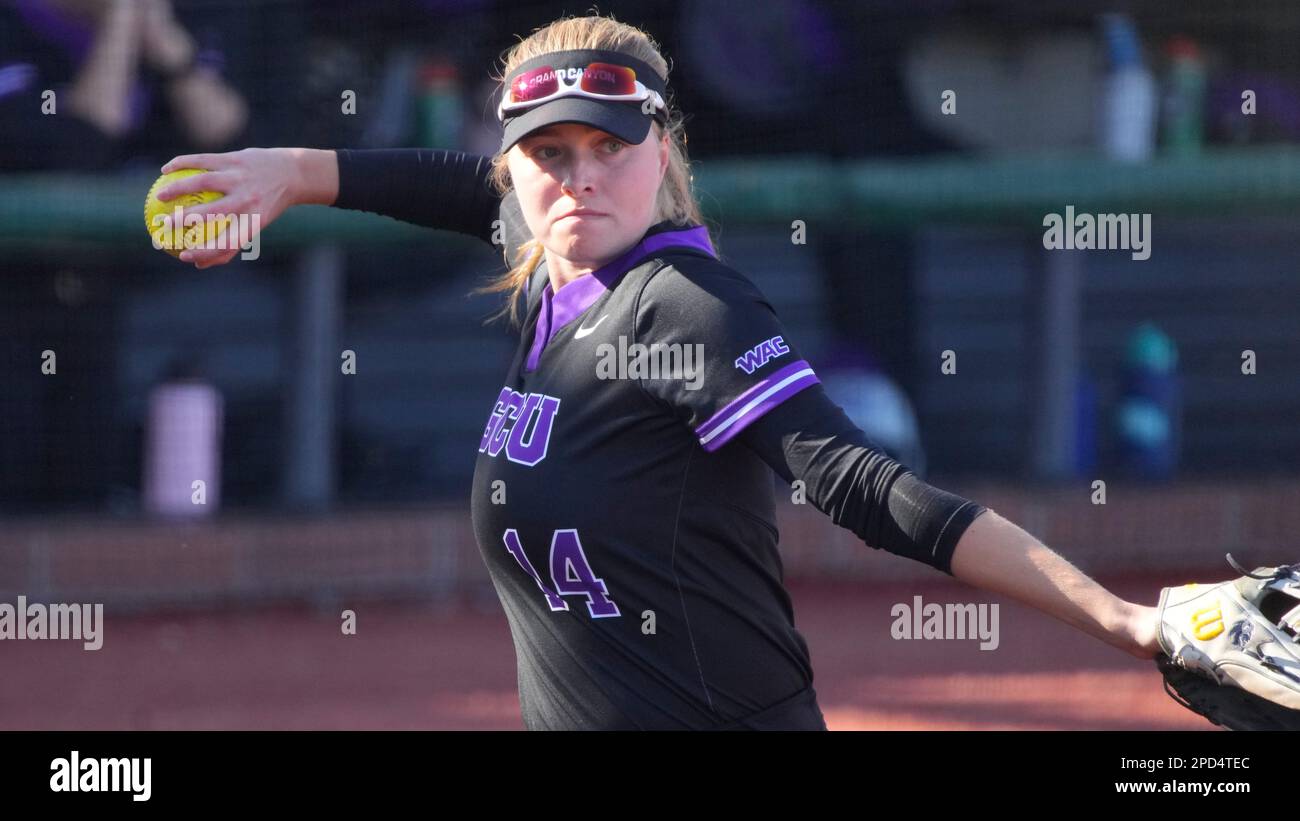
[[499, 49, 668, 154]]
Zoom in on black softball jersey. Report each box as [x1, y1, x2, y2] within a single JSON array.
[[334, 148, 989, 730]]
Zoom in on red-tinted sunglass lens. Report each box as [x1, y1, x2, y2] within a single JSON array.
[[509, 66, 558, 104], [580, 63, 637, 96]]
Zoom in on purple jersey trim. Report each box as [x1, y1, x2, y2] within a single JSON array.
[[696, 359, 820, 452], [524, 225, 716, 372]]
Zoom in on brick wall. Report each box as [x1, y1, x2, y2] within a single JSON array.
[[2, 479, 1297, 610]]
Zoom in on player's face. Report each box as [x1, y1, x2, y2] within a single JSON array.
[[508, 122, 669, 270]]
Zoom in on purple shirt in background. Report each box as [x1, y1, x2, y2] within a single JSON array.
[[13, 0, 150, 131]]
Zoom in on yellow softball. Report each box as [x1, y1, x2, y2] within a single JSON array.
[[144, 169, 232, 257]]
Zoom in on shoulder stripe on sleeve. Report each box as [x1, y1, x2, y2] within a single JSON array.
[[696, 360, 820, 452]]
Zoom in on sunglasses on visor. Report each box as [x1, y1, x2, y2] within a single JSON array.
[[497, 62, 667, 122]]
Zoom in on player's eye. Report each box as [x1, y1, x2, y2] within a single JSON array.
[[603, 138, 626, 153], [529, 145, 560, 161]]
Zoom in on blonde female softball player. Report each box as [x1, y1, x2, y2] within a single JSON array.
[[154, 14, 1178, 730]]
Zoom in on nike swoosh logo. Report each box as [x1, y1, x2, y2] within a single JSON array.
[[574, 314, 609, 339]]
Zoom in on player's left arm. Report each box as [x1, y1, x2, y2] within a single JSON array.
[[634, 261, 1163, 661], [942, 507, 1160, 659], [739, 371, 1162, 661], [636, 261, 989, 576], [948, 507, 1160, 659], [749, 375, 1300, 726]]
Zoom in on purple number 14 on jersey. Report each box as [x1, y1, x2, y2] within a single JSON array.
[[503, 528, 622, 618]]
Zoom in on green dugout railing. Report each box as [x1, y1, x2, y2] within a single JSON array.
[[2, 147, 1299, 246]]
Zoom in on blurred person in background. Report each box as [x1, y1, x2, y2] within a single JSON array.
[[0, 0, 248, 170]]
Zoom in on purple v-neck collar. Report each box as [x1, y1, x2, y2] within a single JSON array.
[[524, 223, 716, 372]]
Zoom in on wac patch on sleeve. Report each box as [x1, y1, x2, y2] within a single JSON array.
[[734, 335, 790, 374]]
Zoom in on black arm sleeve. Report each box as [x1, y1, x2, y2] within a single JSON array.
[[737, 382, 990, 576], [334, 148, 501, 245]]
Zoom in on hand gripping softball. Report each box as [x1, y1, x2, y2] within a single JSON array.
[[1155, 554, 1300, 730]]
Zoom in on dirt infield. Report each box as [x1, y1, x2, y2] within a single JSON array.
[[0, 574, 1212, 730]]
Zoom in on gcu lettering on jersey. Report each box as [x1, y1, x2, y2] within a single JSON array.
[[734, 335, 790, 374], [479, 387, 562, 466]]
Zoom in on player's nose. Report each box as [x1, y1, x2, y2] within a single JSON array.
[[557, 155, 599, 195]]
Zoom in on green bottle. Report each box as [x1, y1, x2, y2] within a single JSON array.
[[418, 59, 464, 149], [1162, 36, 1206, 156]]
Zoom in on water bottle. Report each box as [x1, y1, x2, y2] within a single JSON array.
[[1162, 36, 1207, 156], [418, 58, 464, 149], [1098, 13, 1157, 163]]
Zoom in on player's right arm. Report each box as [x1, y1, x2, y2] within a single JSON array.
[[331, 148, 501, 244], [155, 147, 504, 268]]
